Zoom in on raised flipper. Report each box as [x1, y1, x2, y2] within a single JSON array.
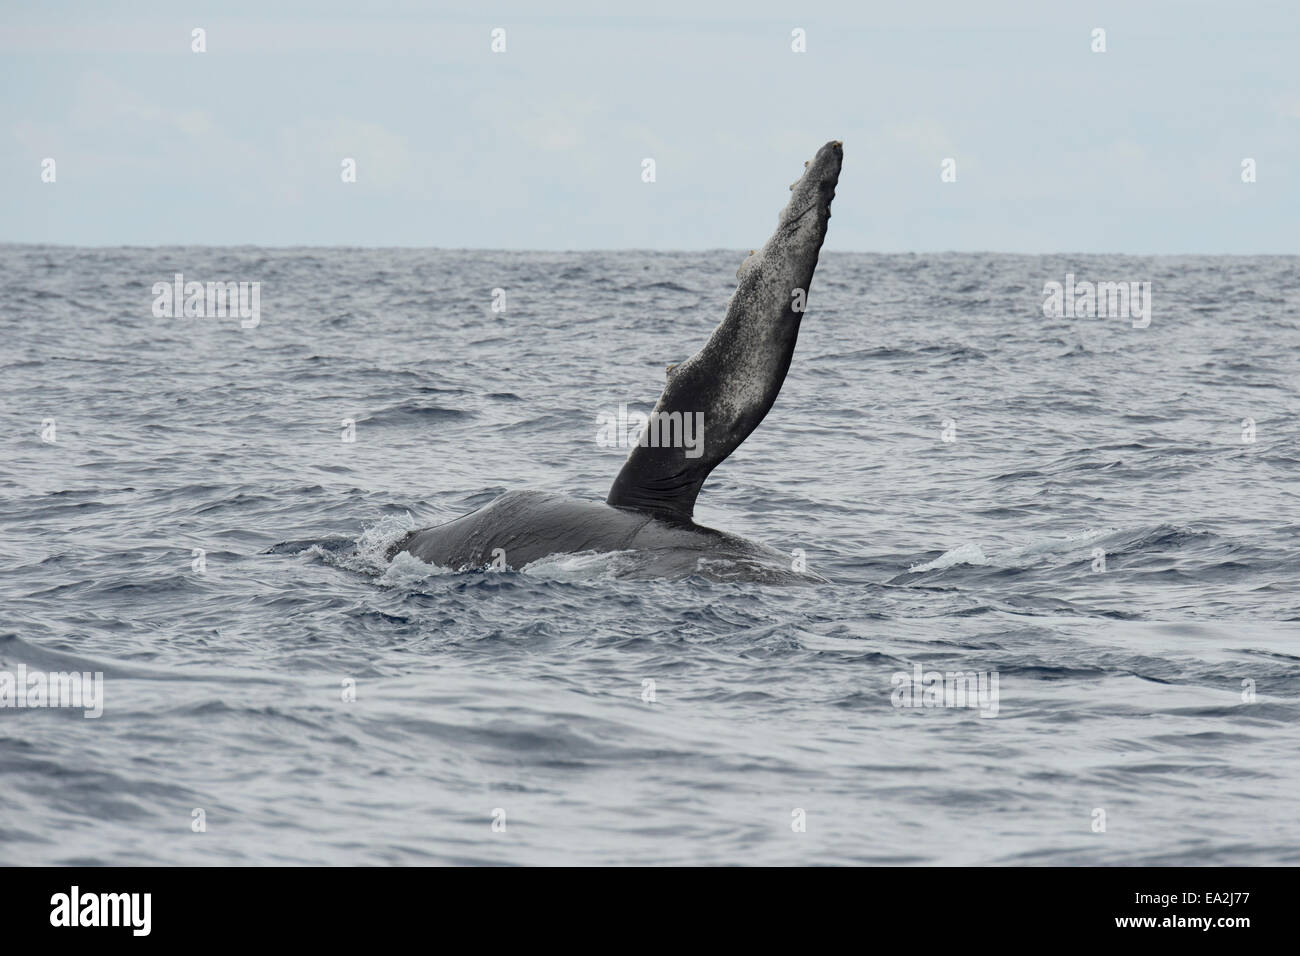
[[605, 140, 842, 523]]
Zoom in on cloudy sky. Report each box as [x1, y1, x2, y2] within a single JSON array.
[[3, 0, 1297, 252]]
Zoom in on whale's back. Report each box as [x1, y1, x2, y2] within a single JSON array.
[[391, 490, 823, 583]]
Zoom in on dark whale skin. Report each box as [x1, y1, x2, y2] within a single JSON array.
[[388, 490, 825, 583]]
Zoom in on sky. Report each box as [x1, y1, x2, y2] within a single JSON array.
[[2, 0, 1297, 252]]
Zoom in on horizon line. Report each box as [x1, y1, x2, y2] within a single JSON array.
[[2, 242, 1296, 258]]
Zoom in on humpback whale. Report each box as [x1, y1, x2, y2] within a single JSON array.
[[389, 140, 843, 582]]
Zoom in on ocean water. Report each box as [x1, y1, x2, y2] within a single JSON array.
[[2, 245, 1298, 865]]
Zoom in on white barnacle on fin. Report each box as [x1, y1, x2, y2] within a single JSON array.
[[736, 249, 757, 279]]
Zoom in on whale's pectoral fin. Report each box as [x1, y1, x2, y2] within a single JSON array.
[[605, 140, 843, 524]]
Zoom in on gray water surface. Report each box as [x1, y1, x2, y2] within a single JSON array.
[[2, 246, 1298, 865]]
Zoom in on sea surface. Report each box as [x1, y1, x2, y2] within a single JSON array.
[[2, 246, 1298, 865]]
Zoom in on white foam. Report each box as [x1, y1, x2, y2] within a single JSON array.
[[382, 550, 457, 586], [521, 549, 635, 581], [1009, 526, 1122, 559], [346, 512, 418, 576], [908, 542, 989, 573], [908, 527, 1131, 573]]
